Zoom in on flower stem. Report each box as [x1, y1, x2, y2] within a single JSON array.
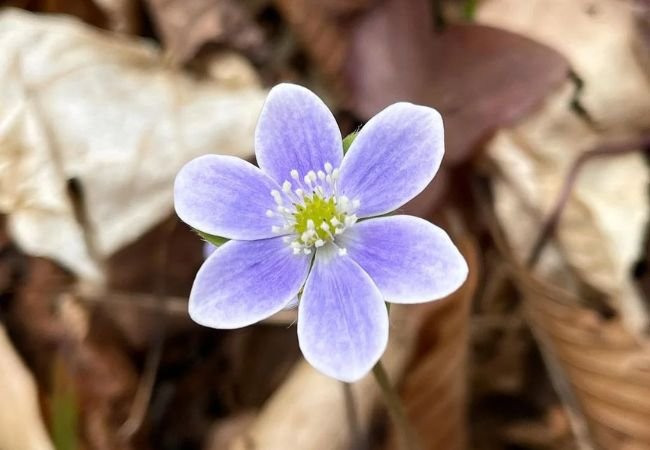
[[372, 360, 421, 450]]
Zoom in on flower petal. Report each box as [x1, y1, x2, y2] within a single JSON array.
[[338, 216, 467, 303], [189, 237, 310, 329], [298, 246, 388, 382], [255, 83, 343, 184], [174, 155, 282, 240], [337, 103, 444, 218]]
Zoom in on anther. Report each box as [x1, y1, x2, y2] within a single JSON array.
[[338, 248, 347, 256], [290, 169, 299, 180], [324, 162, 333, 173], [315, 239, 325, 248], [282, 181, 292, 193], [265, 210, 274, 217]]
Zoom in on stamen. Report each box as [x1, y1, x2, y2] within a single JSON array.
[[338, 247, 347, 256], [269, 163, 362, 254]]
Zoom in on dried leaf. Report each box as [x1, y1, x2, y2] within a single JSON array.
[[344, 0, 570, 164], [0, 9, 266, 281], [384, 235, 478, 450], [0, 324, 55, 450], [483, 0, 650, 332], [480, 1, 650, 447]]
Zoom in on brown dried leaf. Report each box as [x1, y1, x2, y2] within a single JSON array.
[[9, 257, 139, 450], [519, 270, 650, 449], [384, 234, 478, 450]]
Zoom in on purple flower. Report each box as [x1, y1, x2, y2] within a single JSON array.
[[174, 84, 467, 382]]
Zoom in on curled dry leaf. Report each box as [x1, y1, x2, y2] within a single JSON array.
[[0, 9, 266, 282], [384, 234, 478, 450], [0, 325, 54, 450], [518, 267, 650, 449]]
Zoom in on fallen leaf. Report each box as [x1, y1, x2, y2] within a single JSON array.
[[0, 324, 55, 450], [0, 9, 266, 282], [345, 0, 570, 165], [384, 234, 479, 450]]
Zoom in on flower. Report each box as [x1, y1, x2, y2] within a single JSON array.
[[174, 83, 468, 382]]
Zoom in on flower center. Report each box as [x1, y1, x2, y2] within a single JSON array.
[[267, 163, 359, 255]]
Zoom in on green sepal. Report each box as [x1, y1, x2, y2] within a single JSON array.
[[195, 229, 229, 247], [342, 131, 358, 154]]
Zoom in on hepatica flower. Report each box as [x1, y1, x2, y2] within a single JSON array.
[[174, 84, 467, 382]]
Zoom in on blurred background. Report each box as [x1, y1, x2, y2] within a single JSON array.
[[1, 0, 649, 449]]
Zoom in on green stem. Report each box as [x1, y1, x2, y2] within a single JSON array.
[[372, 361, 421, 450]]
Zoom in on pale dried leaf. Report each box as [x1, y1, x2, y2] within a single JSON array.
[[480, 0, 650, 332], [479, 0, 650, 130], [0, 325, 54, 450], [0, 9, 266, 281]]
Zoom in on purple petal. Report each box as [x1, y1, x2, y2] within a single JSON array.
[[175, 155, 282, 240], [189, 237, 310, 329], [337, 103, 444, 218], [255, 84, 343, 184], [338, 216, 467, 303], [298, 246, 388, 382], [203, 242, 217, 259]]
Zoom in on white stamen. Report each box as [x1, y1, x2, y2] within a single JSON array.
[[271, 190, 283, 205], [269, 163, 363, 255], [338, 247, 347, 256]]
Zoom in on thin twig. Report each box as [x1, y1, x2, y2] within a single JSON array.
[[527, 133, 650, 267], [77, 289, 298, 326], [472, 177, 597, 450], [372, 361, 421, 450], [118, 220, 176, 440]]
